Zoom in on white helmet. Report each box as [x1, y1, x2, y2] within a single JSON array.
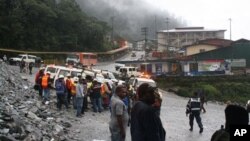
[[66, 73, 71, 77], [77, 73, 82, 77], [46, 71, 51, 75], [74, 77, 79, 82], [59, 75, 64, 79]]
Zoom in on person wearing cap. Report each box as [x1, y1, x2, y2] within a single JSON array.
[[90, 78, 102, 113], [71, 77, 78, 109], [66, 73, 72, 104], [76, 77, 85, 117], [81, 76, 88, 114], [41, 71, 52, 103], [101, 80, 112, 109], [35, 68, 44, 97], [55, 75, 68, 110]]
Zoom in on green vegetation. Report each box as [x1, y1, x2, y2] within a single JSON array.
[[156, 75, 250, 104], [0, 0, 114, 52]]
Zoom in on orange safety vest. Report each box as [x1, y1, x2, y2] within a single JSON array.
[[71, 83, 76, 96], [101, 84, 105, 95], [41, 75, 49, 88], [66, 79, 72, 90]]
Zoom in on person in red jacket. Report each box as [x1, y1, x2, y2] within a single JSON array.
[[35, 68, 44, 97]]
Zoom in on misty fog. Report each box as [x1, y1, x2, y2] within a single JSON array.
[[76, 0, 186, 41]]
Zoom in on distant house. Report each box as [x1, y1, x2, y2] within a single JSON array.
[[178, 39, 250, 75], [157, 27, 226, 52], [183, 38, 233, 56]]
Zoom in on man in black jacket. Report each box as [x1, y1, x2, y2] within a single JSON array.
[[130, 83, 166, 141], [186, 92, 203, 133]]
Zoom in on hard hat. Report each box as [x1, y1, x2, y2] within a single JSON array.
[[66, 73, 71, 77], [93, 78, 97, 82], [74, 77, 79, 82], [59, 75, 64, 79], [82, 73, 86, 79], [77, 73, 81, 76], [82, 75, 86, 79], [39, 67, 45, 70], [46, 71, 51, 74]]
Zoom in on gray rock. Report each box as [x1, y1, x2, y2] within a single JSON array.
[[26, 111, 41, 121], [62, 121, 72, 128], [0, 128, 9, 134], [0, 135, 18, 141], [24, 124, 33, 133], [18, 105, 26, 109], [53, 124, 64, 136]]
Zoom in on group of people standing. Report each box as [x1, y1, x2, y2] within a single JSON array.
[[19, 59, 34, 75], [34, 68, 117, 117], [109, 83, 166, 141]]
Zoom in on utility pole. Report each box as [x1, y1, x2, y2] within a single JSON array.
[[141, 27, 148, 59], [111, 16, 114, 48], [155, 15, 158, 51], [165, 18, 170, 57], [229, 18, 232, 40]]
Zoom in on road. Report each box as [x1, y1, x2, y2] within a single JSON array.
[[18, 51, 227, 141]]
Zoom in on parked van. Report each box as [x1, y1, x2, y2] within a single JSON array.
[[118, 66, 141, 78], [52, 66, 82, 87]]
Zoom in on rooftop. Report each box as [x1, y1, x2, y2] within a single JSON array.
[[158, 27, 226, 33]]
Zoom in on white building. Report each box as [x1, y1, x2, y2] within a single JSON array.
[[157, 27, 226, 52]]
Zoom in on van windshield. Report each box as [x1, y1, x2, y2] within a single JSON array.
[[67, 55, 78, 59], [71, 71, 80, 77], [59, 70, 70, 77], [17, 55, 23, 59], [107, 73, 115, 79], [47, 67, 56, 73]]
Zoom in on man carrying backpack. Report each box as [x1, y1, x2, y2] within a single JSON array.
[[55, 75, 68, 110]]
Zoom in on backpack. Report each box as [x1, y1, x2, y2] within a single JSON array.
[[211, 126, 230, 141], [55, 80, 65, 95]]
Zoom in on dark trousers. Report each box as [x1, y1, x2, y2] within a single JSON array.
[[81, 96, 86, 114], [189, 111, 203, 129], [29, 66, 32, 74], [38, 85, 43, 97], [67, 89, 72, 104], [57, 94, 68, 110], [201, 103, 206, 113], [84, 96, 88, 109], [76, 97, 83, 116]]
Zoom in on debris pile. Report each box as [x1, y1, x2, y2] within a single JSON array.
[[0, 62, 72, 141]]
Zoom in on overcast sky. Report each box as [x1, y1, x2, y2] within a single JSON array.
[[145, 0, 250, 40]]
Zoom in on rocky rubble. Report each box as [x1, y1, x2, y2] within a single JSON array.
[[0, 62, 73, 141]]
